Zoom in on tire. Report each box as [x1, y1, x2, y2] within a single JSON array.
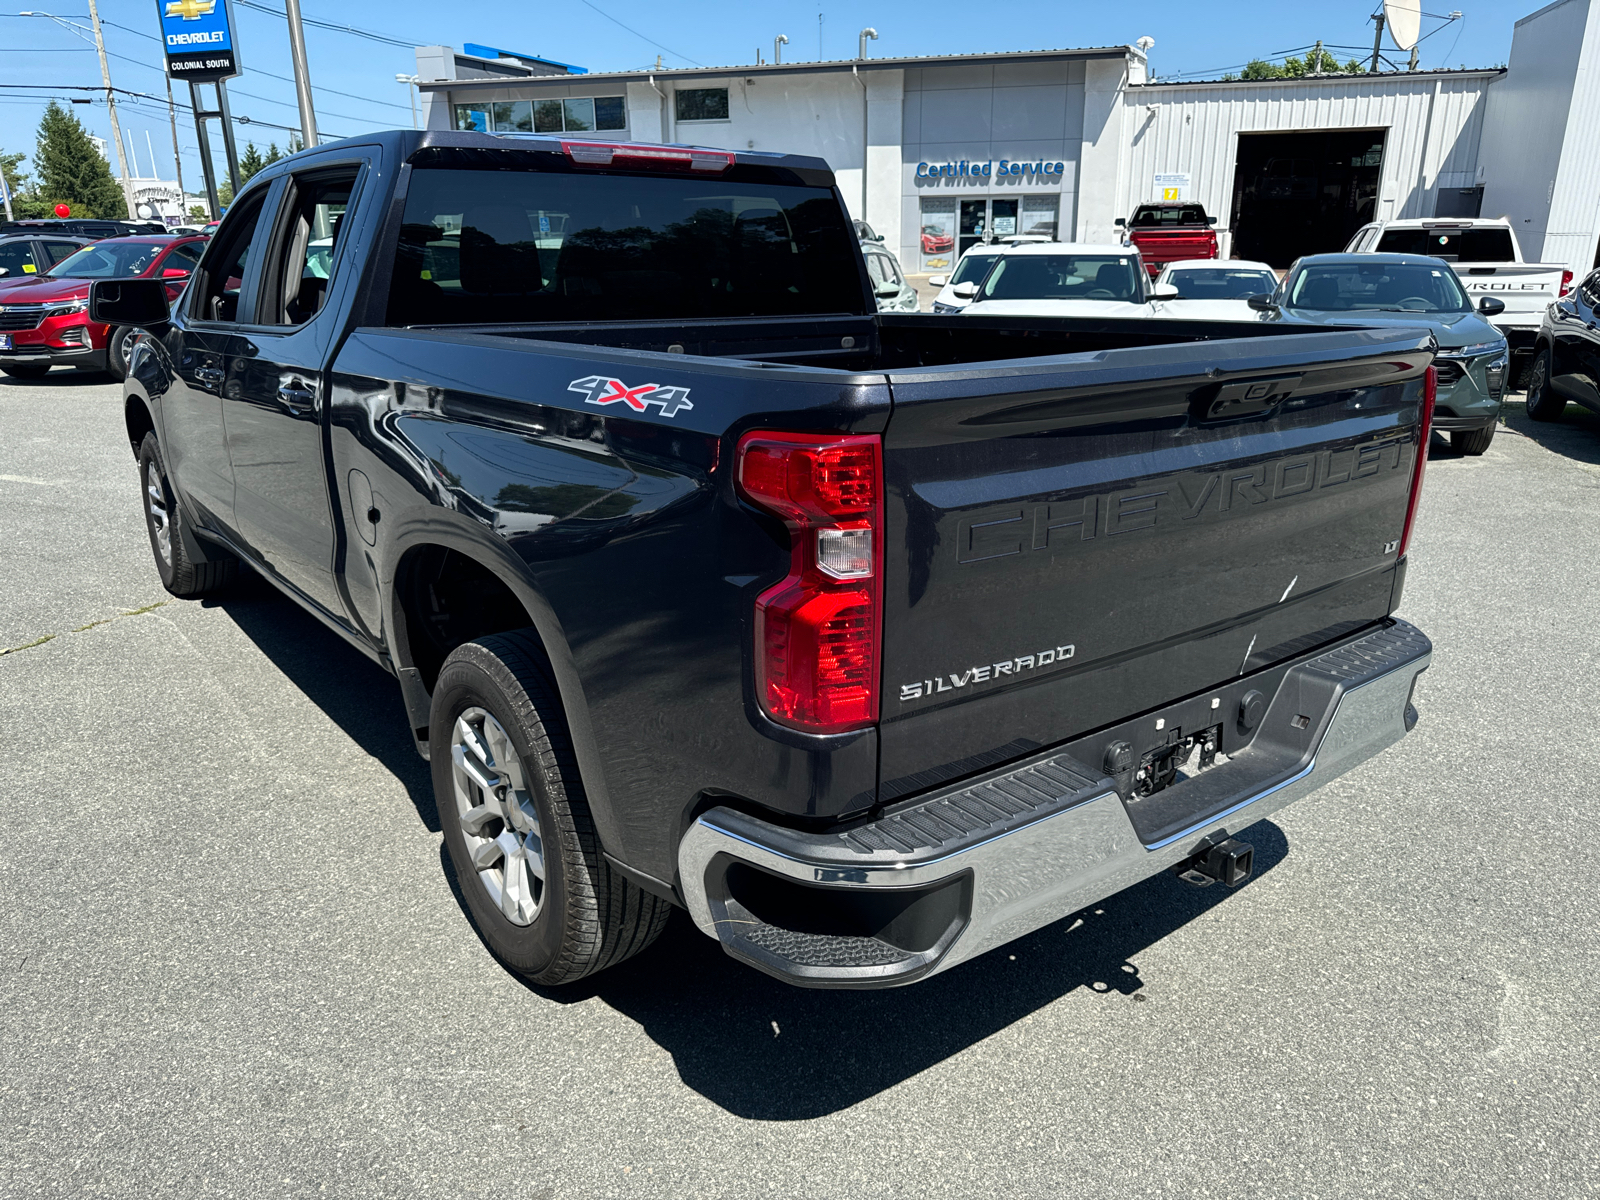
[[106, 325, 137, 381], [1525, 347, 1564, 422], [1, 363, 51, 380], [431, 631, 669, 986], [1451, 425, 1496, 456], [137, 432, 236, 597]]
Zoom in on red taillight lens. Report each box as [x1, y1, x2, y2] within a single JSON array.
[[1560, 269, 1575, 298], [1398, 364, 1436, 561], [737, 432, 883, 733]]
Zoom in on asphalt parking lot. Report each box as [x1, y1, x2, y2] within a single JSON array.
[[3, 370, 1599, 1199]]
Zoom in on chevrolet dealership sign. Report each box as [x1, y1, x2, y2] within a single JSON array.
[[158, 0, 241, 80]]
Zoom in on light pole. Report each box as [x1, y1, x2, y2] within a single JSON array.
[[21, 8, 134, 217], [395, 73, 419, 129], [284, 0, 319, 146]]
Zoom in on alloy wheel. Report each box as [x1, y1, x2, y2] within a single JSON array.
[[450, 707, 546, 926], [144, 464, 172, 566]]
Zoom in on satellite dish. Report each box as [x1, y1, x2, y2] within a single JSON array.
[[1385, 0, 1422, 51]]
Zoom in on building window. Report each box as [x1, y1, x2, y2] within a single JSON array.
[[1021, 196, 1059, 238], [675, 87, 729, 122], [456, 97, 627, 134]]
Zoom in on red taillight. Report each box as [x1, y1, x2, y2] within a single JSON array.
[[561, 140, 734, 173], [1398, 364, 1436, 561], [1560, 269, 1575, 298], [737, 432, 883, 734]]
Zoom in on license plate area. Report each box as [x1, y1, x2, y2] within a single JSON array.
[[0, 334, 11, 350]]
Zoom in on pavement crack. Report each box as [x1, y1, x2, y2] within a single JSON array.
[[0, 600, 170, 657]]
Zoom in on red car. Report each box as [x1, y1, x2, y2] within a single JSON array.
[[0, 234, 207, 381], [921, 224, 954, 254], [1118, 203, 1218, 276]]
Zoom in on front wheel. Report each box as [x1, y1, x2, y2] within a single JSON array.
[[1451, 425, 1496, 456], [1524, 347, 1564, 422], [431, 631, 669, 986], [106, 325, 138, 381], [137, 432, 236, 597]]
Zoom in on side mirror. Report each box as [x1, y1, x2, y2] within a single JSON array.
[[874, 283, 900, 298], [162, 267, 191, 280], [0, 267, 8, 277], [1477, 295, 1506, 316], [1246, 293, 1279, 312], [927, 275, 948, 288], [1150, 282, 1180, 300], [1114, 217, 1126, 228], [1207, 216, 1218, 225], [951, 282, 978, 299], [89, 278, 171, 327]]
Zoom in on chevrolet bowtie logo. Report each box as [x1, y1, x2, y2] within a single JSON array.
[[165, 0, 215, 20]]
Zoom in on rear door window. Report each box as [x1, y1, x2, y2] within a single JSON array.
[[1375, 227, 1516, 261], [0, 240, 38, 277], [386, 155, 864, 325]]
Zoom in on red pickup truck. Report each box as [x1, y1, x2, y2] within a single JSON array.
[[1119, 203, 1219, 277]]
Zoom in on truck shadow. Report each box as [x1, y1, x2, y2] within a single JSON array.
[[505, 821, 1290, 1120], [210, 563, 1292, 1120], [205, 569, 440, 832], [1500, 397, 1600, 466]]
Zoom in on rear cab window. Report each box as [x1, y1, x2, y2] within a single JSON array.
[[385, 149, 864, 326], [1375, 226, 1515, 261], [1131, 205, 1208, 227]]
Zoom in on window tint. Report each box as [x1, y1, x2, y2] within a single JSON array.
[[386, 161, 864, 325], [675, 88, 729, 121], [1131, 205, 1207, 227], [163, 242, 204, 273], [0, 240, 38, 277], [43, 241, 81, 265], [1286, 262, 1470, 313], [1167, 268, 1277, 298], [193, 194, 266, 323], [1374, 227, 1515, 262], [949, 251, 994, 286], [263, 169, 357, 325], [980, 254, 1143, 303]]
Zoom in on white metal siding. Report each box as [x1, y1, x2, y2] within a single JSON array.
[[1119, 73, 1496, 231]]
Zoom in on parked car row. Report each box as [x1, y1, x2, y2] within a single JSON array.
[[0, 233, 208, 380]]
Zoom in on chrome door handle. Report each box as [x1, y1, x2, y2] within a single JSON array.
[[194, 366, 224, 386], [277, 384, 315, 413]]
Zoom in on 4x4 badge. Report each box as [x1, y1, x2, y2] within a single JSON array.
[[568, 375, 694, 418]]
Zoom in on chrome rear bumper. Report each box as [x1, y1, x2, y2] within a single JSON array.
[[678, 620, 1431, 988]]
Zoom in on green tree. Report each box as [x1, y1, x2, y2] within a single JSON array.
[[238, 141, 267, 185], [188, 203, 209, 221], [32, 100, 127, 218], [1225, 44, 1365, 81]]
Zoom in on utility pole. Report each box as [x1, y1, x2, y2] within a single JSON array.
[[85, 0, 134, 218], [284, 0, 320, 146], [165, 73, 187, 217], [1370, 10, 1387, 74]]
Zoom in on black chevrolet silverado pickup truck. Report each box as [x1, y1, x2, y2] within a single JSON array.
[[92, 130, 1435, 989]]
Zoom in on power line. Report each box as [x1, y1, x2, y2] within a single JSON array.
[[233, 0, 420, 50], [577, 0, 702, 67]]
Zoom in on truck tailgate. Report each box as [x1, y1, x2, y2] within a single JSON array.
[[1457, 263, 1565, 326], [877, 326, 1431, 798]]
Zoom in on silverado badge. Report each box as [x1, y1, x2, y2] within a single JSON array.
[[568, 375, 694, 419]]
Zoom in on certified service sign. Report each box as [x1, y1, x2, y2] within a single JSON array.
[[157, 0, 241, 81]]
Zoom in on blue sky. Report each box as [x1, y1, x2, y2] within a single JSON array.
[[1, 0, 1523, 198]]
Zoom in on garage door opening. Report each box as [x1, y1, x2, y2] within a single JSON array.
[[1230, 130, 1386, 268]]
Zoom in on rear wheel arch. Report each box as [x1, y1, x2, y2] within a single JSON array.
[[386, 538, 624, 860]]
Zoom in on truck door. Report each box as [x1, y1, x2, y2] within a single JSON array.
[[160, 189, 273, 535], [224, 161, 365, 615]]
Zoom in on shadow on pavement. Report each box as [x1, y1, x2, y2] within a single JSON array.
[[210, 565, 1293, 1119], [0, 368, 114, 388], [207, 570, 439, 832], [525, 821, 1290, 1120], [1500, 396, 1600, 466]]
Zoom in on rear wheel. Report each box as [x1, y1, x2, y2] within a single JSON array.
[[1451, 425, 1496, 456], [1525, 347, 1564, 422], [431, 631, 669, 985], [1, 363, 50, 380], [137, 432, 236, 597]]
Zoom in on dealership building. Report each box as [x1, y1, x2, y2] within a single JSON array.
[[412, 0, 1600, 276]]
